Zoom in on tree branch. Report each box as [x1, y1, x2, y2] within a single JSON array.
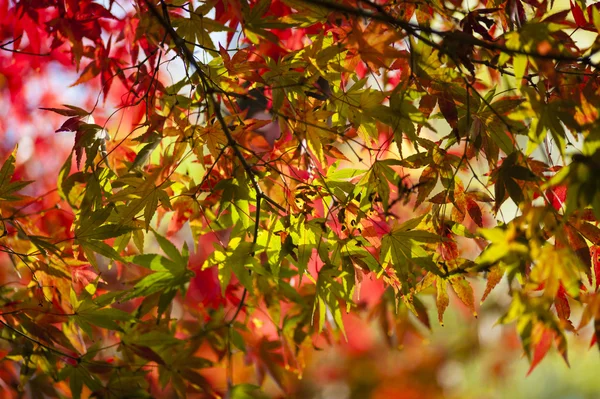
[[143, 1, 286, 389], [143, 0, 285, 213], [0, 320, 80, 362], [0, 36, 51, 57], [304, 0, 600, 68]]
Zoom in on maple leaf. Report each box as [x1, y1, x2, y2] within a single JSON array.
[[194, 124, 228, 159], [172, 10, 231, 53], [481, 265, 504, 303], [109, 168, 173, 231], [414, 165, 438, 208], [126, 232, 193, 307], [435, 278, 449, 325], [70, 265, 103, 295], [527, 325, 554, 375], [341, 21, 406, 72], [293, 107, 334, 166], [460, 9, 498, 41], [0, 147, 32, 202], [381, 217, 443, 290]]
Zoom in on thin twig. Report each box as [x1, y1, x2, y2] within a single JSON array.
[[0, 320, 80, 361], [0, 35, 51, 57]]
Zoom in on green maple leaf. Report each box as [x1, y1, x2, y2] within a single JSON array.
[[0, 147, 32, 201], [381, 217, 444, 289], [70, 292, 133, 338], [172, 8, 231, 53], [313, 266, 347, 338], [206, 236, 260, 293], [59, 364, 103, 399], [125, 232, 192, 301], [109, 169, 173, 230], [73, 207, 134, 268]]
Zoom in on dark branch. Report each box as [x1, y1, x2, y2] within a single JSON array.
[[0, 36, 51, 57], [143, 0, 285, 213], [303, 0, 600, 68]]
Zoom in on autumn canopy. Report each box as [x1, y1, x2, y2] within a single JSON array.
[[0, 0, 599, 397]]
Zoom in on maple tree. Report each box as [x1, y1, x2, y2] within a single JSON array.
[[1, 0, 600, 396]]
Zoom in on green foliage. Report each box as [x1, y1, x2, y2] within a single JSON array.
[[1, 0, 600, 397]]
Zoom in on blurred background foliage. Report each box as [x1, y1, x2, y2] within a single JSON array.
[[289, 285, 600, 399]]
